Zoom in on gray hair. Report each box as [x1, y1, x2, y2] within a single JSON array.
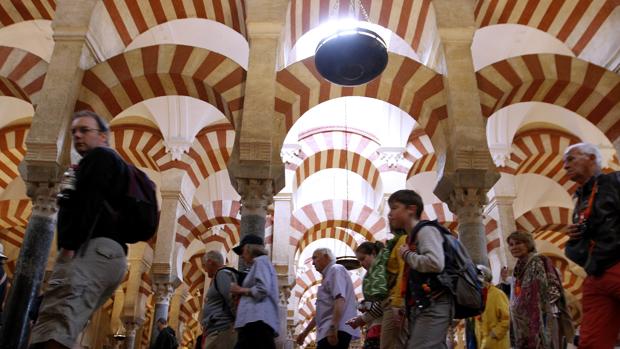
[[564, 142, 602, 170], [476, 265, 493, 283], [313, 248, 335, 262], [203, 250, 224, 265], [246, 244, 268, 258]]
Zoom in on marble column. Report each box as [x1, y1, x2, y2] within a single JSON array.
[[448, 187, 490, 266], [122, 320, 141, 349], [149, 281, 174, 346], [275, 265, 293, 349], [0, 0, 100, 347], [493, 195, 518, 268]]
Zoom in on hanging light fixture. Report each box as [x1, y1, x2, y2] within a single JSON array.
[[315, 0, 388, 86]]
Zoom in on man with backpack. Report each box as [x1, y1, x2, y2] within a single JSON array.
[[30, 110, 157, 349], [200, 250, 237, 349], [390, 189, 455, 349]]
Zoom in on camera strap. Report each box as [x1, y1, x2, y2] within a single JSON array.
[[578, 180, 598, 224]]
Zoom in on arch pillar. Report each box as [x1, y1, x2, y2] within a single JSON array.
[[168, 284, 190, 337], [0, 0, 101, 346], [148, 281, 175, 346], [432, 0, 500, 265]]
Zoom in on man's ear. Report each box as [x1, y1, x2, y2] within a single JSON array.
[[408, 204, 418, 217]]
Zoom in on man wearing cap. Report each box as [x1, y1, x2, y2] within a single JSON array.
[[229, 234, 280, 349], [296, 248, 360, 349]]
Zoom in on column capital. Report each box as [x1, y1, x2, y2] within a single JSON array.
[[153, 282, 175, 305], [237, 178, 274, 211], [26, 181, 59, 216], [446, 187, 488, 225]]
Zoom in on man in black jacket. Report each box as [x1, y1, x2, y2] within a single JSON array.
[[30, 111, 128, 349], [152, 318, 179, 349], [563, 142, 620, 349]]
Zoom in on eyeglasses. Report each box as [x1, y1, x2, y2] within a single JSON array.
[[71, 127, 101, 135]]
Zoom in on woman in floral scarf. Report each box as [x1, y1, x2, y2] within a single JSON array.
[[507, 231, 574, 349]]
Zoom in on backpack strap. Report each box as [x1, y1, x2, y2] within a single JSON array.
[[213, 267, 237, 316]]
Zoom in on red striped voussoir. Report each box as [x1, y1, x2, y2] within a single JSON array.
[[0, 46, 47, 104], [0, 0, 55, 28]]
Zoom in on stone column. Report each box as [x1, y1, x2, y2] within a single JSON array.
[[447, 188, 489, 265], [148, 281, 174, 346], [0, 1, 100, 347], [275, 265, 293, 349], [431, 0, 499, 265], [493, 195, 517, 268], [168, 284, 190, 336], [122, 320, 141, 349]]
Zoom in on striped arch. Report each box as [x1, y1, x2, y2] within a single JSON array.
[[176, 200, 241, 247], [77, 45, 245, 126], [276, 54, 447, 136], [0, 46, 47, 104], [545, 254, 584, 300], [292, 268, 322, 302], [110, 124, 165, 171], [295, 149, 381, 190], [484, 217, 500, 253], [283, 0, 435, 60], [407, 153, 437, 179], [288, 127, 381, 171], [0, 199, 31, 249], [474, 0, 617, 57], [421, 202, 458, 232], [157, 124, 235, 188], [503, 129, 580, 194], [182, 252, 206, 295], [477, 54, 620, 143], [100, 0, 247, 47], [516, 206, 572, 251], [0, 1, 55, 28], [290, 200, 387, 248], [180, 294, 202, 323], [0, 124, 28, 189], [298, 227, 366, 254]]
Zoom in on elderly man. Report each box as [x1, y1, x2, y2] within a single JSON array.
[[200, 250, 237, 349], [563, 142, 620, 349], [296, 248, 359, 349]]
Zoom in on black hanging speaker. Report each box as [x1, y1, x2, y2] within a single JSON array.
[[315, 27, 388, 86]]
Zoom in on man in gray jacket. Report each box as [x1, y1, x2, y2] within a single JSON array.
[[200, 250, 237, 349]]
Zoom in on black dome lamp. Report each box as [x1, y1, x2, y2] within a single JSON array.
[[315, 1, 388, 86]]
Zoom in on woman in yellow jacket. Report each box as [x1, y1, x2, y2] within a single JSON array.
[[475, 265, 510, 349]]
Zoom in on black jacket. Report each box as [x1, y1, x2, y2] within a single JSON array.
[[152, 327, 178, 349], [567, 172, 620, 276], [57, 147, 127, 252]]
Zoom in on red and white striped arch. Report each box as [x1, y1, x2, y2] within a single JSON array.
[[76, 45, 245, 126], [484, 217, 501, 253], [158, 124, 234, 188], [183, 252, 206, 295], [292, 268, 322, 301], [0, 199, 31, 249], [297, 227, 367, 253], [180, 294, 202, 323], [290, 199, 387, 249], [295, 149, 382, 190], [0, 1, 55, 28], [276, 54, 447, 135], [516, 206, 571, 245], [477, 54, 620, 143], [177, 200, 241, 248], [503, 128, 580, 193], [407, 153, 437, 179], [110, 124, 165, 171], [545, 254, 584, 300], [101, 0, 247, 47], [0, 46, 47, 105], [474, 0, 617, 57], [282, 0, 435, 60], [0, 124, 28, 189], [292, 127, 381, 170], [420, 202, 458, 232]]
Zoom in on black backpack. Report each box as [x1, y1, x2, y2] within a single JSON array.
[[407, 220, 484, 319], [106, 164, 159, 243]]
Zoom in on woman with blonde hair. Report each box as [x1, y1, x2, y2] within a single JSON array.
[[507, 231, 573, 349]]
